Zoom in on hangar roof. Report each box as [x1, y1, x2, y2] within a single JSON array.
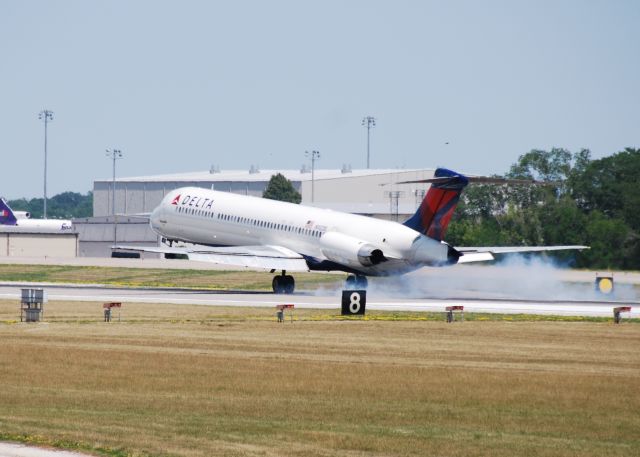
[[95, 168, 434, 183]]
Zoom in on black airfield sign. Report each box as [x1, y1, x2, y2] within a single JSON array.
[[341, 290, 366, 315]]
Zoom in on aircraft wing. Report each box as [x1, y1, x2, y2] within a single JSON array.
[[114, 244, 310, 271], [455, 245, 589, 264]]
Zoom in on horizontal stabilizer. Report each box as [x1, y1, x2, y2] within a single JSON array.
[[397, 176, 548, 186]]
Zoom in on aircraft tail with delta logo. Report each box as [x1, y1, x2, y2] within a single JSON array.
[[402, 168, 468, 241]]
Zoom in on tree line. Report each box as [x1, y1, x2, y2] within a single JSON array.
[[7, 192, 93, 219], [446, 147, 640, 270]]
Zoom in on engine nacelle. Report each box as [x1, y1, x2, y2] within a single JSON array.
[[14, 211, 31, 219], [320, 232, 386, 268]]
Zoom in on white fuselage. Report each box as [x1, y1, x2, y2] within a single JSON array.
[[0, 219, 73, 233], [150, 187, 452, 276]]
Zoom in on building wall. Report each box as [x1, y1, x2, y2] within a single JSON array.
[[0, 233, 78, 258], [300, 169, 432, 219], [74, 216, 159, 257], [93, 170, 429, 218], [94, 179, 306, 217]]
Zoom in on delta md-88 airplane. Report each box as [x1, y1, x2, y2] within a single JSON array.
[[120, 168, 587, 293]]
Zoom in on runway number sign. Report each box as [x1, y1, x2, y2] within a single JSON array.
[[341, 290, 366, 315]]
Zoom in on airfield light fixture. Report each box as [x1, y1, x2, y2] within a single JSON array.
[[361, 116, 376, 169], [38, 109, 54, 218], [305, 150, 320, 203]]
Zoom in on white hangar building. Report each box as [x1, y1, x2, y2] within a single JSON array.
[[93, 167, 436, 217], [78, 167, 437, 257]]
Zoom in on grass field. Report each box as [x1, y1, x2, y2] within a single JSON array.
[[0, 264, 342, 291], [1, 300, 639, 457]]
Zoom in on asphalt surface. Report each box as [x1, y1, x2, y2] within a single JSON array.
[[0, 281, 637, 317]]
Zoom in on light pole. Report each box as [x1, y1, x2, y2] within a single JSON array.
[[106, 149, 123, 244], [305, 150, 320, 203], [39, 110, 54, 218], [361, 116, 376, 169]]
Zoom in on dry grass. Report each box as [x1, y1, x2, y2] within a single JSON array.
[[0, 300, 639, 457]]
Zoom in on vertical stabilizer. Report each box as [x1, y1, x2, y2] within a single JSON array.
[[0, 199, 17, 225], [403, 168, 468, 240]]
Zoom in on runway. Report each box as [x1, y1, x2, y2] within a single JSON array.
[[0, 282, 637, 317]]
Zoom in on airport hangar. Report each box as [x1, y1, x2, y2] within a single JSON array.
[[70, 166, 436, 258], [0, 228, 78, 258]]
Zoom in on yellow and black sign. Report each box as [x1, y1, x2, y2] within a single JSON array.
[[595, 274, 614, 294]]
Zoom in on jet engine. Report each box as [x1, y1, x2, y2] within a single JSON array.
[[320, 232, 386, 268], [14, 211, 31, 219]]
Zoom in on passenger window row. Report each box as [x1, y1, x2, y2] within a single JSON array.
[[176, 205, 322, 238]]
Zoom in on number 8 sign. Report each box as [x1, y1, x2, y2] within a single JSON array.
[[341, 290, 366, 315]]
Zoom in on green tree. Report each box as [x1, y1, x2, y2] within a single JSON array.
[[569, 148, 640, 230], [8, 192, 93, 219], [507, 147, 573, 182], [448, 147, 640, 269], [262, 173, 301, 204], [579, 211, 633, 269]]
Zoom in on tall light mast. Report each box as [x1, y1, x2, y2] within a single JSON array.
[[361, 116, 376, 169], [38, 110, 54, 218], [106, 148, 123, 244], [305, 150, 320, 203]]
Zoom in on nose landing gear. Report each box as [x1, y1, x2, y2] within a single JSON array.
[[272, 271, 295, 294]]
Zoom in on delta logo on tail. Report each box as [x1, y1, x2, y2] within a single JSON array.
[[403, 168, 468, 241]]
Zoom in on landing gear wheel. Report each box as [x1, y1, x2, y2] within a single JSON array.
[[284, 275, 295, 294], [272, 276, 284, 294], [272, 274, 295, 294], [345, 275, 368, 290]]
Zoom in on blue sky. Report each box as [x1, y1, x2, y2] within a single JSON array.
[[1, 0, 638, 199]]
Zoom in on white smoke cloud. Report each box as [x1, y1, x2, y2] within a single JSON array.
[[363, 254, 638, 302]]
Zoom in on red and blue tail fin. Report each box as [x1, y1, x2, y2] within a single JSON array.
[[403, 168, 469, 240], [0, 199, 17, 225]]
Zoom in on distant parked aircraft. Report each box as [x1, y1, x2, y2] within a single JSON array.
[[117, 167, 587, 293], [0, 198, 73, 233]]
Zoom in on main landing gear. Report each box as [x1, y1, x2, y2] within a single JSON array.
[[345, 274, 368, 290], [272, 270, 295, 294]]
